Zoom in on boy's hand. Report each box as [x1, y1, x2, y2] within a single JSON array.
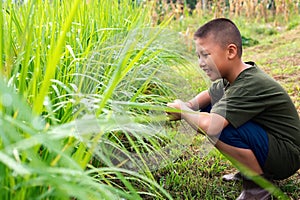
[[166, 99, 188, 121]]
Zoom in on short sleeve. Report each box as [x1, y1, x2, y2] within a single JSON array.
[[208, 79, 225, 106], [211, 86, 266, 128]]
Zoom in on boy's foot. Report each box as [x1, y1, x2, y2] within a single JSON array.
[[236, 187, 271, 200], [236, 177, 271, 200], [222, 172, 243, 181]]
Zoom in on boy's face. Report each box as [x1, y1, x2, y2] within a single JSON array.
[[195, 35, 227, 81]]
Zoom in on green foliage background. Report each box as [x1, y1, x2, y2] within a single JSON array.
[[0, 0, 299, 199]]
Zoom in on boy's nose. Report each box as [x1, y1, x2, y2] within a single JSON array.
[[198, 58, 206, 68]]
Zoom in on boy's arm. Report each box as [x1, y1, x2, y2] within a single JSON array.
[[166, 90, 211, 121], [186, 90, 211, 111], [167, 99, 228, 136]]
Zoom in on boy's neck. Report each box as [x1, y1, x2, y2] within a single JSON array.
[[226, 61, 249, 84]]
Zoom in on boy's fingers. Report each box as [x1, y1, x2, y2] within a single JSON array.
[[166, 113, 181, 121], [166, 102, 175, 107]]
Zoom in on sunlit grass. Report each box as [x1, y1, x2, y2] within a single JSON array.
[[1, 0, 299, 199], [0, 0, 197, 199]]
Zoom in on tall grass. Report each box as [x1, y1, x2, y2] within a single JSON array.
[[1, 0, 294, 199], [0, 0, 196, 199]]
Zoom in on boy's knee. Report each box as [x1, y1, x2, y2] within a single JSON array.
[[218, 121, 268, 168]]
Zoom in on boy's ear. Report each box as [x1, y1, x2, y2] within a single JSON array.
[[227, 44, 238, 59]]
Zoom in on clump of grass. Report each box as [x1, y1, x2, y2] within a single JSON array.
[[242, 35, 259, 47], [153, 147, 240, 199], [254, 27, 278, 36], [287, 20, 299, 30], [0, 0, 197, 199]]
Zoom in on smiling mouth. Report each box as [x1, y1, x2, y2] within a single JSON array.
[[202, 68, 211, 74]]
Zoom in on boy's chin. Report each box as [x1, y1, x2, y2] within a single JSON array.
[[209, 76, 222, 82]]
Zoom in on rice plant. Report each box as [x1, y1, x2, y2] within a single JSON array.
[[0, 0, 197, 199]]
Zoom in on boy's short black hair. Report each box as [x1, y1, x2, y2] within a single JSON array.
[[194, 18, 243, 58]]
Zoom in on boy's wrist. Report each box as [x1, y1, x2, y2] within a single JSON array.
[[186, 101, 193, 109]]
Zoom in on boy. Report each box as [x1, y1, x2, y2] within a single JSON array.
[[167, 18, 300, 199]]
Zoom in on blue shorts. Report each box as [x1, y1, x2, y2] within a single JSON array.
[[219, 122, 269, 168], [201, 105, 269, 168]]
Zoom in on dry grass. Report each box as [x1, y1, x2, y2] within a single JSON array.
[[149, 0, 299, 25]]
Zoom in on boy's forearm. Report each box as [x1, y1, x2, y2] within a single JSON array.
[[186, 90, 211, 111], [181, 109, 210, 134], [180, 105, 228, 136]]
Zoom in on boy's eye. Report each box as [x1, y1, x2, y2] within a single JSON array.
[[198, 52, 209, 59]]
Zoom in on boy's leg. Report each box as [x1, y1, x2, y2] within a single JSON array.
[[215, 141, 263, 174], [214, 121, 271, 199], [215, 121, 269, 174], [201, 106, 268, 180]]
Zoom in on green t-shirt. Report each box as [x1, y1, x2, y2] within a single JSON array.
[[208, 62, 300, 179]]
